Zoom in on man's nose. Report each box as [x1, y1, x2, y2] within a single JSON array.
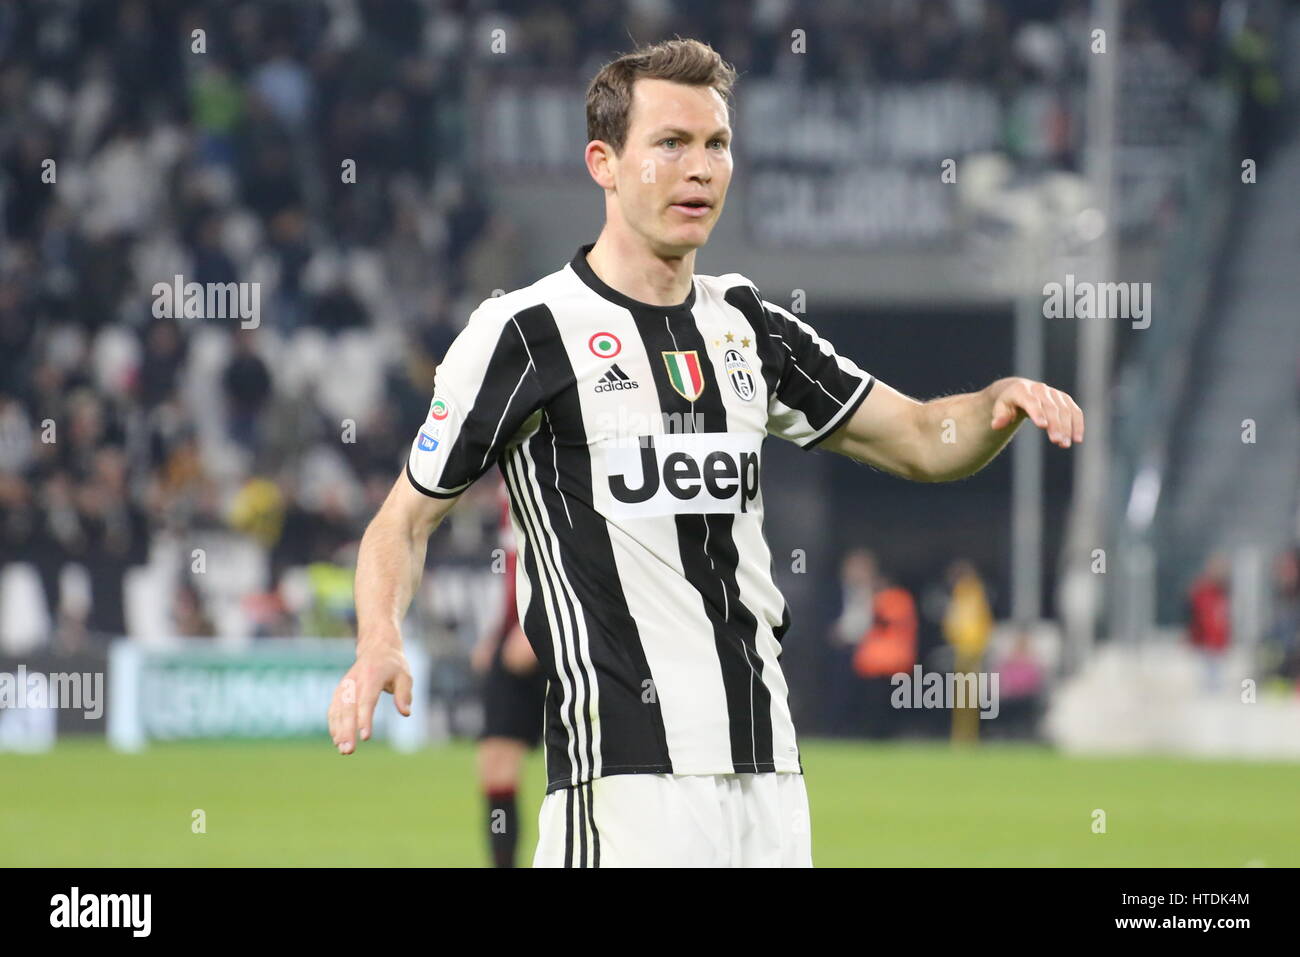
[[686, 147, 712, 183]]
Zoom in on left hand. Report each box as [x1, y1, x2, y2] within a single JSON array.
[[989, 377, 1084, 448]]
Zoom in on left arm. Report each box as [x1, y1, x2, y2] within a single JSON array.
[[820, 376, 1085, 482]]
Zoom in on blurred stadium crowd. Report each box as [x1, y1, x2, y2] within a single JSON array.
[[0, 0, 1292, 725]]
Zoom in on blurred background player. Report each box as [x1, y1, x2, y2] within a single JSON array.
[[942, 559, 994, 743], [470, 482, 545, 868], [851, 557, 919, 740], [1186, 551, 1232, 691]]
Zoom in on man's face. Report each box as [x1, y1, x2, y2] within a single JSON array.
[[604, 78, 732, 256]]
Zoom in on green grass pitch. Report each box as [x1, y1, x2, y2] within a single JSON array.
[[3, 738, 1297, 866]]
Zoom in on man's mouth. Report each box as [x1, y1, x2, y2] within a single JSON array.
[[670, 201, 712, 218]]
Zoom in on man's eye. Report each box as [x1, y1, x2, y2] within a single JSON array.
[[710, 139, 727, 149], [661, 138, 678, 148]]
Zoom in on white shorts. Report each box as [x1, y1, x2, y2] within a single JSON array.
[[533, 772, 813, 867]]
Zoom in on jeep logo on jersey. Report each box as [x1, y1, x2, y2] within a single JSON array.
[[662, 351, 706, 401], [601, 432, 762, 518], [724, 349, 756, 401], [588, 332, 621, 358]]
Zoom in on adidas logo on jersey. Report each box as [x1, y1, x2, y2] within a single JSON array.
[[594, 364, 640, 393]]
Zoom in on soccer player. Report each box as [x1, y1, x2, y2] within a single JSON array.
[[472, 483, 545, 867], [328, 38, 1085, 867]]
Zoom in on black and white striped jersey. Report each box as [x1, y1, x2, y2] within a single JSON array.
[[407, 244, 875, 793]]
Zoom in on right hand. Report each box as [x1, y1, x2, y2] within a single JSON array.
[[328, 640, 413, 755]]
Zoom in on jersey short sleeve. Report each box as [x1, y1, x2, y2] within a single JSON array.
[[406, 304, 543, 498], [761, 299, 875, 449]]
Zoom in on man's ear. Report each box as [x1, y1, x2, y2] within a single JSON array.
[[585, 139, 617, 191]]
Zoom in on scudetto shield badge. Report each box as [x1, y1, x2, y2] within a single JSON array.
[[662, 350, 706, 401], [724, 349, 756, 401]]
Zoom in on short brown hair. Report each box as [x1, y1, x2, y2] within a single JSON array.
[[586, 39, 737, 154]]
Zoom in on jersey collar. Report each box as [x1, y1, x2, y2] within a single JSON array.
[[569, 243, 697, 313]]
